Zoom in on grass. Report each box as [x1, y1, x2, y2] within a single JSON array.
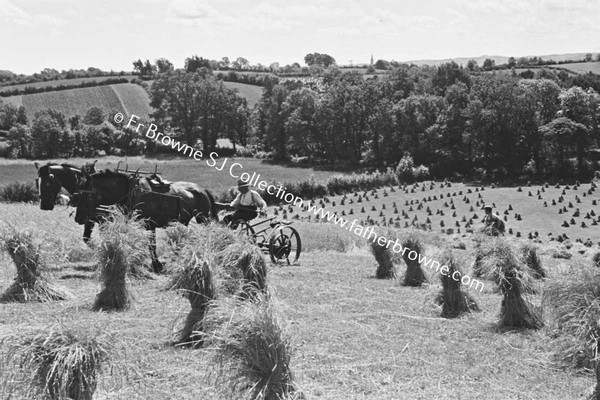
[[2, 325, 112, 400], [522, 243, 546, 279], [0, 199, 598, 398], [0, 224, 72, 302], [2, 80, 262, 121], [0, 75, 138, 92], [0, 180, 39, 203], [166, 223, 268, 345], [288, 181, 600, 245], [21, 84, 126, 119], [168, 253, 215, 347], [371, 238, 396, 279], [401, 234, 428, 287], [110, 83, 153, 120], [549, 62, 600, 75], [222, 81, 263, 108], [203, 294, 297, 400], [543, 268, 600, 370], [0, 156, 349, 195], [476, 238, 543, 329], [437, 252, 480, 318], [92, 209, 153, 311]]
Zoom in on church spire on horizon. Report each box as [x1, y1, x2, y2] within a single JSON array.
[[370, 54, 374, 65]]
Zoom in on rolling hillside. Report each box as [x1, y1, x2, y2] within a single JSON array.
[[222, 81, 263, 107], [1, 81, 263, 121], [550, 61, 600, 75], [1, 83, 152, 120], [0, 75, 137, 93], [407, 52, 599, 67]]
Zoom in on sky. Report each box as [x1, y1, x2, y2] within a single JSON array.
[[1, 0, 599, 75]]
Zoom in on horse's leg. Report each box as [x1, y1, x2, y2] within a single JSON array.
[[149, 226, 163, 274], [83, 221, 95, 244]]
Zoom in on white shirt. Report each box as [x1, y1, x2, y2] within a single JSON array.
[[230, 189, 267, 210]]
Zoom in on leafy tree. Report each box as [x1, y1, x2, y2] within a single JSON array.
[[540, 117, 589, 177], [155, 58, 174, 74], [31, 111, 66, 158], [518, 79, 562, 173], [304, 53, 336, 67], [466, 59, 478, 72], [519, 70, 534, 79], [83, 106, 106, 125], [507, 57, 516, 69], [258, 84, 290, 160], [7, 124, 32, 158], [482, 58, 495, 71], [0, 103, 19, 130], [283, 88, 319, 157], [69, 114, 81, 130], [432, 62, 471, 95], [374, 59, 390, 70], [149, 70, 246, 154], [132, 59, 144, 76], [234, 57, 249, 70], [218, 57, 230, 70], [185, 55, 212, 73], [16, 106, 27, 125]]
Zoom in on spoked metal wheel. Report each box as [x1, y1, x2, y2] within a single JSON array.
[[268, 226, 301, 265]]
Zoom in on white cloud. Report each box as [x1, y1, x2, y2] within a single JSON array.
[[166, 0, 235, 25], [0, 0, 65, 28]]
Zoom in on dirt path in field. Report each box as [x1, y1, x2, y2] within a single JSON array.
[[111, 85, 130, 117]]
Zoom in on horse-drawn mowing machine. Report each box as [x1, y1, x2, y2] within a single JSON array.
[[216, 202, 302, 265]]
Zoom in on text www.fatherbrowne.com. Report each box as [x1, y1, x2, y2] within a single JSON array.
[[120, 113, 485, 292], [304, 203, 485, 292]]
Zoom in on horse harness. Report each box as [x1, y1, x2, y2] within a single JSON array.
[[74, 174, 183, 227]]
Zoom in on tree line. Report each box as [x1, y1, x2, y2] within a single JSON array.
[[254, 64, 600, 181], [2, 59, 600, 182]]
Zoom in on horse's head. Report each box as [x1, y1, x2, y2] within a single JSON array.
[[35, 162, 63, 210], [35, 162, 86, 210]]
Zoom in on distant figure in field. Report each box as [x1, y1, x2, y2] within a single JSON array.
[[223, 179, 267, 228], [482, 205, 505, 236]]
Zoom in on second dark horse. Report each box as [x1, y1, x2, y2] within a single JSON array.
[[75, 169, 218, 273]]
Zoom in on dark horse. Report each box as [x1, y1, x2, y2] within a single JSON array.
[[75, 169, 218, 273], [35, 161, 98, 242]]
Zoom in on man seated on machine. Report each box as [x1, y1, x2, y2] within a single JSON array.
[[223, 179, 267, 228]]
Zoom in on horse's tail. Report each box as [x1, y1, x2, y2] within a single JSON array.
[[205, 189, 218, 222]]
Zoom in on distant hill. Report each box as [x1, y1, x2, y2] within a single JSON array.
[[405, 52, 599, 67]]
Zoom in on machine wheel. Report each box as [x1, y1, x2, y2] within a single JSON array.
[[268, 226, 301, 265]]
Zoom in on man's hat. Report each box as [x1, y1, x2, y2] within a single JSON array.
[[482, 204, 493, 210], [237, 179, 250, 188]]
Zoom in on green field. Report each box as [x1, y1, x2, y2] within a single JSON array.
[[0, 80, 262, 121], [550, 62, 600, 75], [0, 75, 138, 93], [0, 156, 347, 196], [0, 201, 596, 399], [222, 81, 263, 107], [287, 182, 600, 245], [1, 83, 152, 120]]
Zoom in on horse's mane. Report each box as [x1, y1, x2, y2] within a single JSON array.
[[91, 169, 134, 181], [60, 163, 80, 170]]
